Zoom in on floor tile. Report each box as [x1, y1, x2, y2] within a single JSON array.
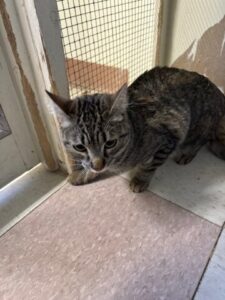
[[195, 226, 225, 300], [0, 177, 219, 300], [150, 148, 225, 225]]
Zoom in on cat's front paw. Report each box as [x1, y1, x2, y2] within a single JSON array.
[[174, 153, 195, 165], [68, 170, 97, 186], [129, 177, 149, 193]]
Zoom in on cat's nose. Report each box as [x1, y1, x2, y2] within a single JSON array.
[[91, 158, 105, 172]]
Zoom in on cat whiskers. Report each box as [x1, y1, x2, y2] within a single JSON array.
[[78, 168, 88, 177], [70, 159, 84, 170]]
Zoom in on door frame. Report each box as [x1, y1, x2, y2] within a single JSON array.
[[0, 42, 40, 186], [0, 0, 70, 172]]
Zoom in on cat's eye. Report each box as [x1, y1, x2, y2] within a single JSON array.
[[105, 139, 117, 149], [73, 144, 86, 152]]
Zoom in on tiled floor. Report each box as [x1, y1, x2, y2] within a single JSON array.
[[0, 176, 222, 300], [195, 226, 225, 300], [150, 148, 225, 225]]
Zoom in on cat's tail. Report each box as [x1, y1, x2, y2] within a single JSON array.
[[209, 115, 225, 160]]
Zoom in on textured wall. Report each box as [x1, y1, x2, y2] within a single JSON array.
[[163, 0, 225, 92]]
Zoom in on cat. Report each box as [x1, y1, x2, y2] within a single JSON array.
[[47, 66, 225, 193]]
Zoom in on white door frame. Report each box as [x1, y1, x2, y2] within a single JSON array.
[[0, 0, 70, 173], [0, 41, 40, 186]]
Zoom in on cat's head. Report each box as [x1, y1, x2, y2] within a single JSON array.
[[47, 84, 131, 173]]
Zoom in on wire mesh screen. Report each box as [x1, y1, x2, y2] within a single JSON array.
[[56, 0, 159, 98]]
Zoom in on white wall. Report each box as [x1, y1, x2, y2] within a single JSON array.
[[163, 0, 225, 65]]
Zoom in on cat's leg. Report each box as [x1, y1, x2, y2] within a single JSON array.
[[130, 146, 175, 193], [69, 168, 98, 185], [208, 116, 225, 160], [174, 136, 207, 165], [174, 146, 201, 165]]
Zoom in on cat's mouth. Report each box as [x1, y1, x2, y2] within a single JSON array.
[[82, 160, 106, 173], [90, 168, 106, 174]]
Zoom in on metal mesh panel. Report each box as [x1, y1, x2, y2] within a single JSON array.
[[56, 0, 159, 98]]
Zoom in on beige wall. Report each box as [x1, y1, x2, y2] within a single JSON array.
[[164, 0, 225, 65], [161, 0, 225, 92]]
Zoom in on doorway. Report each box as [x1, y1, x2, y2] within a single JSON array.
[[0, 44, 39, 188]]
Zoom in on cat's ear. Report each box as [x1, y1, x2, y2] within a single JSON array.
[[110, 83, 128, 121], [46, 91, 76, 114], [46, 91, 74, 128]]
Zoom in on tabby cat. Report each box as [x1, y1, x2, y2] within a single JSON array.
[[47, 66, 225, 193]]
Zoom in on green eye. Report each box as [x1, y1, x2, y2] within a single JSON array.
[[105, 139, 117, 149], [73, 144, 86, 152]]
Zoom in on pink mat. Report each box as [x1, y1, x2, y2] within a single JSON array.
[[0, 177, 220, 300]]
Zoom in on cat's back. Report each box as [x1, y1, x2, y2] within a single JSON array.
[[128, 66, 225, 112], [128, 66, 204, 96]]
